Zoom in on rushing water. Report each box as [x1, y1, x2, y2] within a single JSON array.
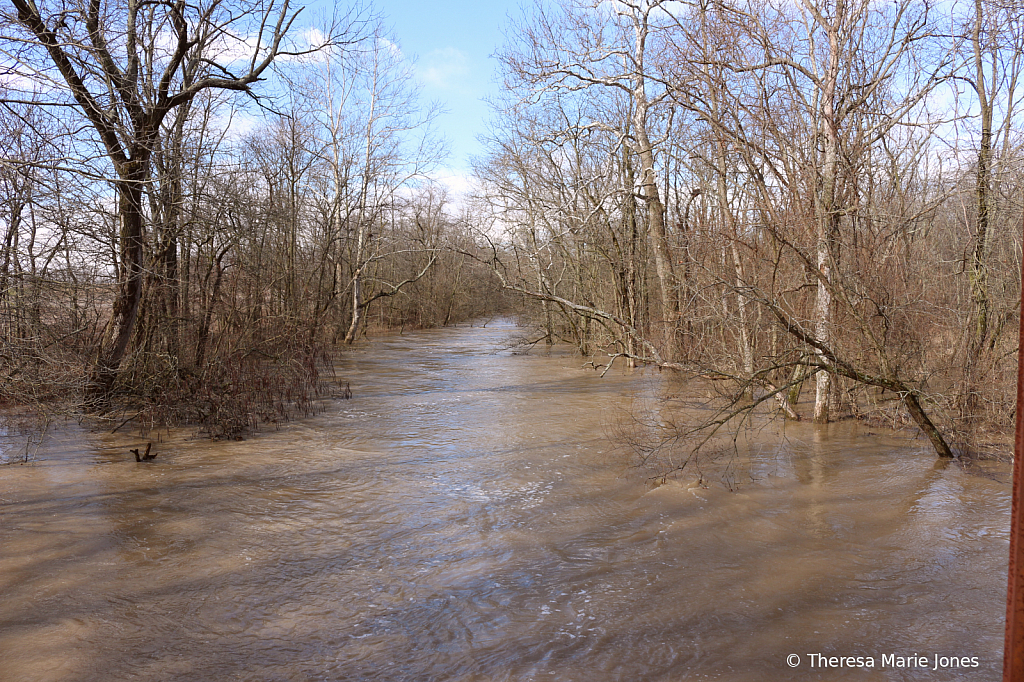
[[0, 320, 1012, 681]]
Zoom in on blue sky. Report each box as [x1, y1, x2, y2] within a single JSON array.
[[365, 0, 522, 191]]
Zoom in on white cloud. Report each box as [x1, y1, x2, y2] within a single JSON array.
[[429, 169, 480, 214], [417, 47, 472, 93], [0, 70, 43, 92], [216, 111, 260, 141], [436, 170, 475, 197], [379, 36, 405, 59]]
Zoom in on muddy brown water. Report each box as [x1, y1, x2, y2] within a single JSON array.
[[0, 320, 1012, 681]]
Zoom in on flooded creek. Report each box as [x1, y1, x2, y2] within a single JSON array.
[[0, 320, 1012, 680]]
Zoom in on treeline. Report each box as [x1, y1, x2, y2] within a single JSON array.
[[474, 0, 1024, 457], [0, 3, 503, 435], [3, 0, 1022, 455]]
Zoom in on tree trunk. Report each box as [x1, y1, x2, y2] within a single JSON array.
[[193, 250, 224, 370], [344, 269, 363, 344], [904, 392, 955, 458], [814, 26, 842, 425], [962, 0, 994, 425], [630, 15, 678, 361], [633, 120, 678, 360], [89, 159, 148, 401]]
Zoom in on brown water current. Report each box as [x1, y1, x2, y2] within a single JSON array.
[[0, 320, 1013, 681]]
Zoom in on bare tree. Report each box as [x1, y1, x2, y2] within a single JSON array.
[[498, 0, 682, 359], [955, 0, 1024, 426], [294, 24, 444, 344], [0, 0, 329, 401]]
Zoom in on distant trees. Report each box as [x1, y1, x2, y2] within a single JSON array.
[[480, 0, 1024, 458], [307, 26, 446, 343]]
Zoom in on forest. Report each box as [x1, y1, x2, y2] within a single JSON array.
[[1, 0, 1022, 457]]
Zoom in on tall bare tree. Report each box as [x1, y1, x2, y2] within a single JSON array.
[[498, 0, 681, 358], [1, 0, 325, 400], [956, 0, 1024, 426]]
